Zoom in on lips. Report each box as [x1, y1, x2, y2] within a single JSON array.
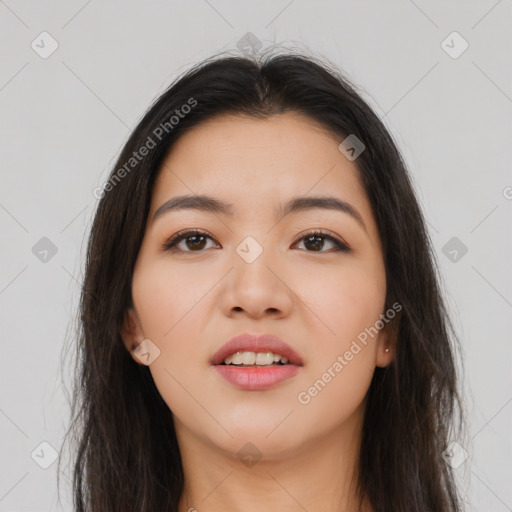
[[210, 332, 304, 367]]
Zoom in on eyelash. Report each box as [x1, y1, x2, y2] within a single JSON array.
[[161, 229, 350, 253]]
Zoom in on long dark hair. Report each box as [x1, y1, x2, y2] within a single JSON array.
[[59, 47, 466, 511]]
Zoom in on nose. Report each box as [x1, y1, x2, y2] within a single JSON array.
[[219, 243, 294, 320]]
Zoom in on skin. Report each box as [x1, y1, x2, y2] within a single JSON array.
[[121, 112, 394, 512]]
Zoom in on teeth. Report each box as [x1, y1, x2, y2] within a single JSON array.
[[223, 351, 289, 366], [242, 352, 255, 365], [255, 352, 274, 365]]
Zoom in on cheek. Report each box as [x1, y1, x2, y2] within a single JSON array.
[[293, 273, 380, 426], [293, 259, 385, 405], [132, 254, 211, 340], [131, 253, 217, 404], [293, 258, 386, 343], [295, 358, 374, 435]]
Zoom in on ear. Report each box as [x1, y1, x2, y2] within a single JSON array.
[[375, 317, 398, 368], [120, 308, 146, 365]]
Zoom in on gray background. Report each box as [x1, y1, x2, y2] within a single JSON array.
[[1, 1, 511, 510]]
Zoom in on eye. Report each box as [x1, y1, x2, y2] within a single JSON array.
[[162, 229, 350, 254], [292, 229, 350, 253], [162, 229, 219, 253]]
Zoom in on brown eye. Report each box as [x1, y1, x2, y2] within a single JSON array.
[[162, 230, 218, 252], [162, 229, 350, 254], [293, 230, 350, 253]]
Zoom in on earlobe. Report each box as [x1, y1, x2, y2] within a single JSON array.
[[120, 308, 145, 364], [376, 346, 394, 368], [375, 320, 397, 368], [379, 345, 394, 366]]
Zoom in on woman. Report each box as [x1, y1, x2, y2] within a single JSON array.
[[61, 48, 465, 511]]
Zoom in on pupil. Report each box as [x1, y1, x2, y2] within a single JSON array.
[[305, 235, 323, 251], [187, 235, 206, 250]]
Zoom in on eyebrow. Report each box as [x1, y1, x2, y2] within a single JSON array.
[[152, 194, 367, 231]]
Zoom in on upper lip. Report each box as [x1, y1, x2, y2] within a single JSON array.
[[211, 333, 304, 366]]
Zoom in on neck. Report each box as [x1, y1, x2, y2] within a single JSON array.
[[175, 408, 373, 512]]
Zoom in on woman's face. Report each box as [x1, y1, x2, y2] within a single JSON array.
[[122, 112, 393, 460]]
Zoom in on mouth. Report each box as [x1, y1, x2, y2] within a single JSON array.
[[211, 333, 303, 391], [219, 350, 293, 367]]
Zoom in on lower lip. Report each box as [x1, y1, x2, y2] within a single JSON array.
[[214, 364, 300, 390]]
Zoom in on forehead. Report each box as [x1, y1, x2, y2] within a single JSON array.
[[150, 112, 373, 227]]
